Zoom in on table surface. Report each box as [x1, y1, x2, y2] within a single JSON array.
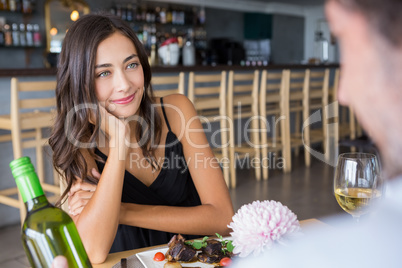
[[92, 218, 329, 268]]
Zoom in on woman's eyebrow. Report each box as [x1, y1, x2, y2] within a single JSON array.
[[95, 54, 138, 69], [95, 63, 111, 69], [124, 54, 138, 63]]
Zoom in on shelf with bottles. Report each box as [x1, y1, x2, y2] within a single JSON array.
[[0, 20, 43, 48], [109, 2, 206, 43], [110, 1, 206, 27], [0, 0, 36, 15]]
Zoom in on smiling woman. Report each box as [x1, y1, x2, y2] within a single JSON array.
[[48, 13, 234, 264], [94, 33, 145, 119]]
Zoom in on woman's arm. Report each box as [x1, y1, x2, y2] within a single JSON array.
[[119, 94, 234, 236], [68, 105, 129, 264]]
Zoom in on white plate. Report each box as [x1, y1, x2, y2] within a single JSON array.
[[136, 247, 217, 268]]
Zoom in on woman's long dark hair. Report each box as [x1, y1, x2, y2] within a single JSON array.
[[49, 13, 162, 206]]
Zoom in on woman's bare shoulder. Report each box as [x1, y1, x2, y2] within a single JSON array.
[[161, 94, 196, 115], [158, 94, 198, 137]]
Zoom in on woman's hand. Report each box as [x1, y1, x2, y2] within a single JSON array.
[[68, 168, 100, 216], [98, 104, 129, 143]]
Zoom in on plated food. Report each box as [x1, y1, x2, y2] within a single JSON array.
[[149, 234, 235, 267]]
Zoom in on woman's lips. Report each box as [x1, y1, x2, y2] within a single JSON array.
[[112, 93, 135, 104]]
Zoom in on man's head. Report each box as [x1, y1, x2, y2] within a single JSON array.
[[325, 0, 402, 178]]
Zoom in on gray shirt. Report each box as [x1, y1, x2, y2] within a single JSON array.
[[232, 176, 402, 268]]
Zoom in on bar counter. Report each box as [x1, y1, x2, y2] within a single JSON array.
[[0, 63, 339, 77]]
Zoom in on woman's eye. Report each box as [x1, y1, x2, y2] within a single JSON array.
[[127, 62, 139, 69], [97, 71, 110, 77]]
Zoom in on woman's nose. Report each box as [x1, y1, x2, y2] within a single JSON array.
[[114, 70, 130, 93]]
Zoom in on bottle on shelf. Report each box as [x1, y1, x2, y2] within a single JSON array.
[[3, 23, 12, 46], [10, 156, 92, 268], [25, 23, 33, 46], [198, 5, 206, 25], [22, 0, 32, 14], [0, 0, 9, 11], [154, 6, 160, 24], [0, 25, 4, 46], [314, 31, 329, 63], [166, 6, 172, 24], [33, 23, 41, 46], [126, 3, 133, 22], [11, 22, 19, 46], [182, 29, 195, 66], [115, 4, 122, 18], [0, 18, 5, 46], [120, 4, 127, 21], [159, 7, 166, 24], [135, 4, 141, 22], [19, 23, 26, 46], [8, 0, 16, 12], [140, 4, 146, 22]]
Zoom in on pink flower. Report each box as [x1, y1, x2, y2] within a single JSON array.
[[228, 200, 301, 257]]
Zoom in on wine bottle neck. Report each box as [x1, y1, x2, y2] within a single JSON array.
[[25, 195, 50, 212], [10, 157, 45, 203], [15, 172, 45, 203]]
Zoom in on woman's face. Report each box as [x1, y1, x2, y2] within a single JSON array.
[[94, 31, 144, 118]]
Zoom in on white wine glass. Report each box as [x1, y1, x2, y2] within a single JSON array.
[[334, 152, 382, 222]]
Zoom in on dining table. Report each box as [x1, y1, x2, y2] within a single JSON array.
[[92, 218, 330, 268]]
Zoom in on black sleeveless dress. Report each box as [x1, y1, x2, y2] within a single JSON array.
[[95, 98, 202, 253]]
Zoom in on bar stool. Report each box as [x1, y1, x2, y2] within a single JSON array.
[[301, 68, 330, 166], [188, 71, 230, 187], [0, 77, 60, 223], [227, 70, 261, 187], [151, 72, 185, 97], [331, 68, 351, 140], [287, 69, 307, 159], [259, 70, 291, 180]]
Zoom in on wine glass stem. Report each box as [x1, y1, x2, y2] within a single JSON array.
[[352, 215, 360, 223]]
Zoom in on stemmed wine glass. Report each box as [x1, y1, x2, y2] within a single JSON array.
[[334, 152, 382, 222]]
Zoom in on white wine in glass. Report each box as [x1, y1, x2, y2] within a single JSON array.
[[334, 153, 382, 221]]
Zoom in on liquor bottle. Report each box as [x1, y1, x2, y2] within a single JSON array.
[[126, 4, 133, 22], [198, 6, 206, 25], [11, 23, 20, 46], [3, 23, 12, 46], [314, 31, 329, 63], [182, 29, 195, 66], [22, 0, 32, 14], [121, 5, 127, 21], [8, 0, 16, 11], [0, 26, 4, 47], [10, 156, 92, 268], [19, 23, 26, 46], [159, 7, 166, 24], [0, 0, 9, 11], [166, 6, 172, 24], [33, 24, 41, 46], [25, 23, 33, 46]]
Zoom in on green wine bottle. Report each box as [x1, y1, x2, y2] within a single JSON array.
[[10, 156, 92, 268]]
